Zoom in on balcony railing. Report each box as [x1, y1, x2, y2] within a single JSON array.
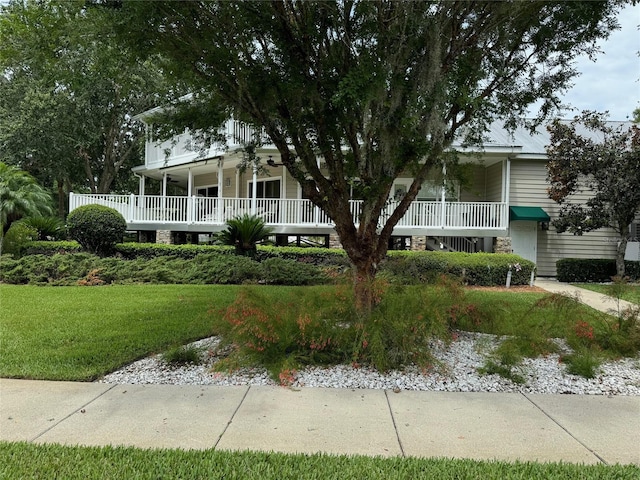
[[69, 193, 508, 232]]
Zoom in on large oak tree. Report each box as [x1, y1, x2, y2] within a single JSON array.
[[116, 0, 624, 311]]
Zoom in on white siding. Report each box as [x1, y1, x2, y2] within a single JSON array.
[[509, 159, 617, 277], [485, 163, 503, 202]]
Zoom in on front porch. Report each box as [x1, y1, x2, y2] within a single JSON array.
[[69, 193, 508, 237]]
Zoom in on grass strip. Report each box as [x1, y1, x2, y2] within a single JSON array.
[[1, 442, 638, 480]]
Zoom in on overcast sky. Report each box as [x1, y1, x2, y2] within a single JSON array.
[[557, 2, 639, 120]]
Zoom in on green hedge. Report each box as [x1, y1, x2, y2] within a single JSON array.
[[382, 251, 535, 286], [8, 242, 535, 287], [556, 258, 640, 283], [22, 241, 83, 255]]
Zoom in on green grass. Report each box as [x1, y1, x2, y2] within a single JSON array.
[[1, 442, 638, 479], [576, 283, 640, 305], [0, 284, 237, 381]]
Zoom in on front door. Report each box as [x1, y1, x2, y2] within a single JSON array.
[[510, 221, 538, 264]]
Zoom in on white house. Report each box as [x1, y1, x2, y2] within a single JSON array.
[[69, 117, 631, 276]]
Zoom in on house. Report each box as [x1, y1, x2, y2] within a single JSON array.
[[69, 117, 629, 277]]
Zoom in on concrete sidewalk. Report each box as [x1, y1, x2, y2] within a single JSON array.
[[535, 278, 636, 315], [1, 378, 638, 465]]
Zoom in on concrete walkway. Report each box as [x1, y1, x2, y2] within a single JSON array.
[[535, 278, 637, 315], [1, 378, 639, 465], [1, 280, 639, 465]]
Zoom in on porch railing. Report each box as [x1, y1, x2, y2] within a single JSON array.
[[69, 193, 507, 231]]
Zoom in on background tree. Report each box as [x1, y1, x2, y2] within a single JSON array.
[[546, 111, 640, 277], [116, 0, 623, 312], [0, 162, 52, 253], [0, 0, 166, 215]]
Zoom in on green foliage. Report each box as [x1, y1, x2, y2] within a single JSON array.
[[0, 253, 101, 285], [260, 257, 329, 285], [0, 162, 53, 241], [556, 258, 639, 282], [562, 349, 601, 379], [0, 1, 166, 198], [67, 205, 126, 256], [255, 245, 349, 266], [383, 251, 535, 286], [162, 345, 203, 366], [115, 242, 235, 259], [189, 254, 263, 284], [22, 240, 82, 256], [546, 112, 640, 277], [1, 221, 38, 256], [20, 216, 66, 240], [217, 214, 274, 257]]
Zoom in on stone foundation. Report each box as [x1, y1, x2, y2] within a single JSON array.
[[156, 230, 173, 245], [494, 236, 512, 254], [329, 234, 342, 249], [410, 236, 427, 251]]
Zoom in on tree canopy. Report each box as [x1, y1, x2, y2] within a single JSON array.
[[546, 111, 640, 277], [115, 0, 623, 310], [0, 0, 166, 213]]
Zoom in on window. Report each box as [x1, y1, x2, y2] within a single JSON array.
[[197, 186, 218, 197], [249, 179, 281, 199]]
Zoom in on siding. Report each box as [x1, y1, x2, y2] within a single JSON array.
[[459, 165, 486, 201], [485, 162, 503, 202], [509, 159, 617, 276]]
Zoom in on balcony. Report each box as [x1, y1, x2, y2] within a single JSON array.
[[69, 193, 508, 237]]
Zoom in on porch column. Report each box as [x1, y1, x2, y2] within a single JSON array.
[[162, 173, 168, 197], [138, 175, 145, 195], [440, 163, 447, 228], [162, 173, 167, 222], [217, 157, 224, 223], [251, 162, 258, 215], [186, 169, 194, 223]]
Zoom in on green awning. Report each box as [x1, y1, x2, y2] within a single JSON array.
[[509, 206, 550, 222]]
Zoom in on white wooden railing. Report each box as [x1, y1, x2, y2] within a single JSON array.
[[69, 193, 507, 231]]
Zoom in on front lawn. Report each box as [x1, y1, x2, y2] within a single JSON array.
[[1, 442, 638, 479], [0, 283, 616, 382], [0, 284, 237, 380]]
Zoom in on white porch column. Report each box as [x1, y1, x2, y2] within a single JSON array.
[[251, 162, 258, 215], [162, 173, 168, 197], [138, 175, 145, 195], [440, 163, 447, 228], [186, 169, 194, 223], [162, 173, 168, 222], [217, 157, 224, 223]]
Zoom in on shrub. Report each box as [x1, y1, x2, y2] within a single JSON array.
[[162, 345, 203, 365], [216, 214, 273, 257], [0, 253, 100, 285], [20, 216, 66, 241], [22, 241, 82, 255], [383, 251, 535, 286], [1, 221, 38, 256], [114, 242, 234, 260], [67, 205, 126, 256], [190, 254, 262, 284], [260, 257, 328, 285], [556, 258, 640, 283]]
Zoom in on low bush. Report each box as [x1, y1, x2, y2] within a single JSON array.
[[383, 251, 535, 286], [67, 205, 126, 256], [114, 242, 235, 260], [22, 241, 82, 256], [556, 258, 640, 283], [260, 257, 329, 285], [0, 253, 100, 285], [162, 345, 203, 365]]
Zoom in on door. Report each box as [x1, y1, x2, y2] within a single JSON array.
[[510, 221, 538, 264]]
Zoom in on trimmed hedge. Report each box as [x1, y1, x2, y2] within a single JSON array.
[[383, 251, 535, 286], [23, 241, 83, 255], [556, 258, 640, 283], [115, 242, 235, 259]]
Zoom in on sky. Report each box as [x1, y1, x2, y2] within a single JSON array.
[[556, 2, 640, 120]]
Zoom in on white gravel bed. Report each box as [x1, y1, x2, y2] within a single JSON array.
[[99, 332, 640, 395]]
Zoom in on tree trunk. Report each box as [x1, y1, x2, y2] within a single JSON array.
[[352, 257, 379, 316], [616, 235, 628, 279]]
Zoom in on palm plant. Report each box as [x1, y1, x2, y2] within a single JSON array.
[[0, 162, 53, 253], [217, 214, 274, 257]]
